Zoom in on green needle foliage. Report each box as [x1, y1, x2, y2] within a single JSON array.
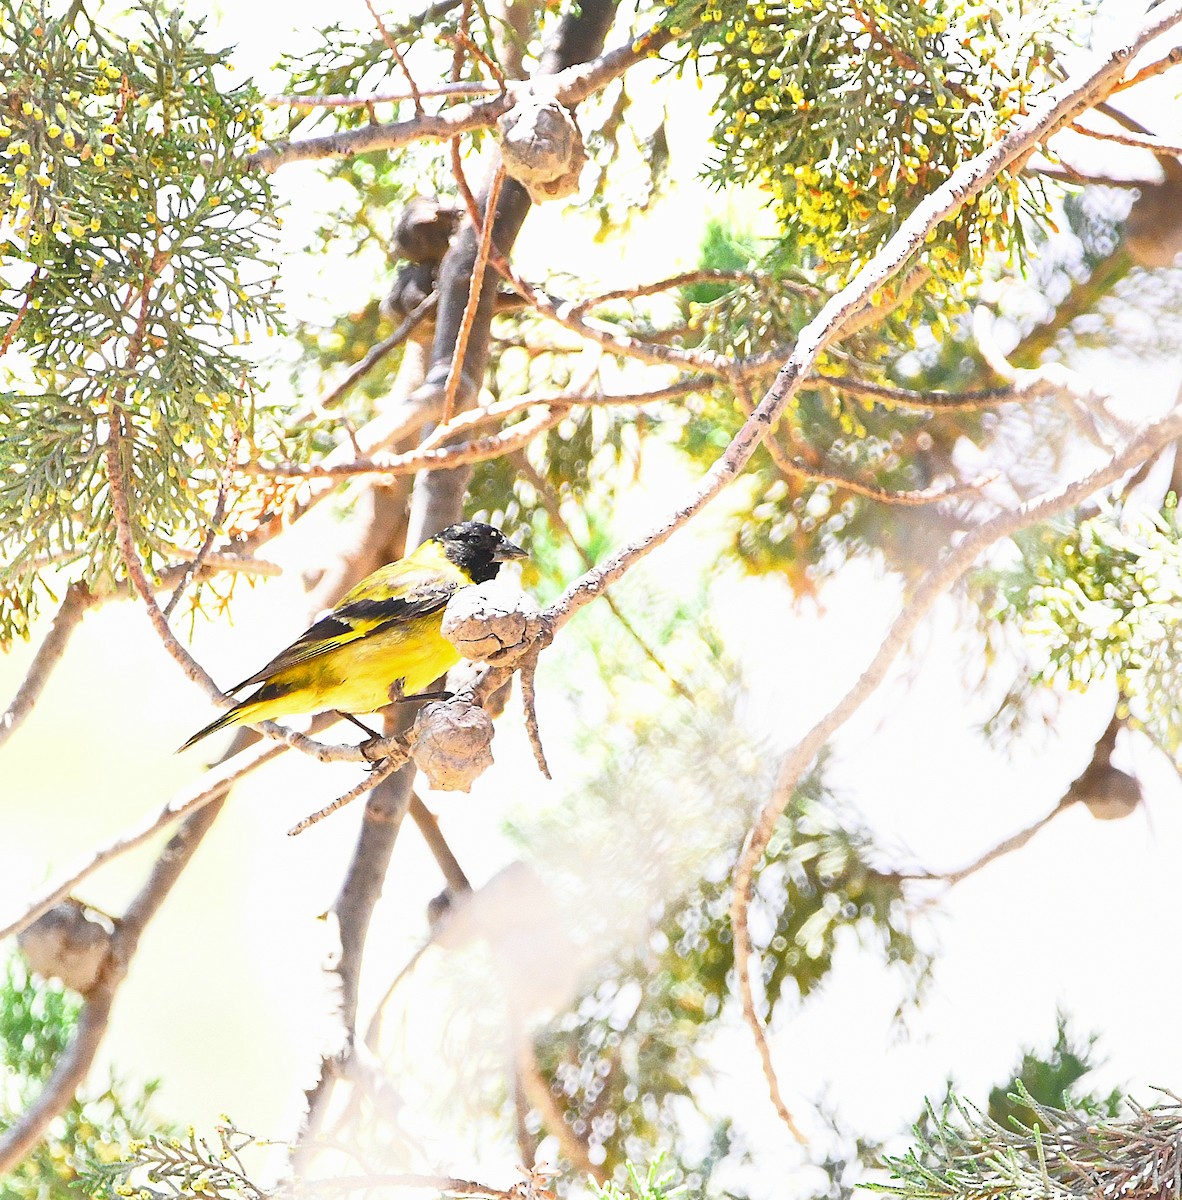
[[82, 1124, 263, 1200], [987, 1018, 1122, 1132], [659, 0, 1076, 285], [592, 1158, 684, 1200], [876, 1088, 1182, 1200], [0, 0, 280, 645]]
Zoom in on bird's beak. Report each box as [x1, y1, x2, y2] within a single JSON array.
[[493, 538, 528, 561]]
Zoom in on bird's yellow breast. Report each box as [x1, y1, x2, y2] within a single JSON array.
[[310, 614, 461, 711]]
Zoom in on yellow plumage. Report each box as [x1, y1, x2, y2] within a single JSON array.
[[180, 521, 526, 751]]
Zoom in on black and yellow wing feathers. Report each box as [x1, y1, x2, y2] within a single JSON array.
[[227, 568, 460, 693]]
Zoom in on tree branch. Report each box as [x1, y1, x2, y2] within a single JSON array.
[[104, 403, 223, 698], [442, 167, 505, 425], [245, 403, 564, 481], [291, 290, 438, 425], [731, 403, 1182, 1141], [817, 373, 1043, 411], [0, 978, 117, 1173], [0, 739, 284, 945], [894, 798, 1075, 889], [1112, 42, 1182, 92], [266, 82, 501, 109], [0, 765, 233, 1174], [1069, 120, 1182, 158], [251, 26, 671, 172], [409, 793, 471, 892], [0, 583, 95, 750]]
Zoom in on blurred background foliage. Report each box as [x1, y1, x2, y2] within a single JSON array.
[[1, 957, 166, 1199]]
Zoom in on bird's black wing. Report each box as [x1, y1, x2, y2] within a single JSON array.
[[226, 579, 459, 693]]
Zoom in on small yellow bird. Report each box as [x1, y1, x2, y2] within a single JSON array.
[[180, 521, 527, 751]]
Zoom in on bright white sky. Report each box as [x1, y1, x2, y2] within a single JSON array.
[[3, 1, 1182, 1195]]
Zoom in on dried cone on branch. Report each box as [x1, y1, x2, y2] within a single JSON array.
[[496, 97, 586, 202]]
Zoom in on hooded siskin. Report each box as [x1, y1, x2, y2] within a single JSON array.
[[180, 521, 527, 751]]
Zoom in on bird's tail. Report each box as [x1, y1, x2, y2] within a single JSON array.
[[178, 706, 244, 753]]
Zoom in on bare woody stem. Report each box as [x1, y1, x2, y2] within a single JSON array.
[[441, 166, 505, 425], [0, 583, 95, 750], [105, 403, 222, 698], [0, 739, 285, 944]]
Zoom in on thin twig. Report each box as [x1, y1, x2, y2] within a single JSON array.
[[517, 649, 551, 780], [442, 27, 507, 94], [736, 371, 982, 506], [850, 2, 974, 102], [819, 372, 1048, 411], [891, 712, 1130, 887], [891, 797, 1075, 888], [784, 457, 989, 505], [450, 136, 484, 231], [416, 375, 715, 452], [0, 554, 280, 748], [287, 740, 413, 835], [516, 1041, 606, 1182], [366, 0, 424, 114], [295, 291, 437, 424], [1112, 43, 1182, 92], [310, 1175, 516, 1197], [1068, 121, 1182, 157], [409, 792, 471, 891], [0, 267, 38, 357], [567, 268, 795, 316], [0, 739, 284, 945], [163, 426, 240, 621], [362, 938, 433, 1051], [518, 456, 694, 702], [442, 167, 505, 426], [244, 404, 563, 480], [839, 263, 932, 340], [266, 82, 501, 108], [105, 402, 223, 697], [507, 273, 729, 374]]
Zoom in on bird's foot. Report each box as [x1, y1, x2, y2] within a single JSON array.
[[388, 678, 452, 704], [336, 710, 381, 739]]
